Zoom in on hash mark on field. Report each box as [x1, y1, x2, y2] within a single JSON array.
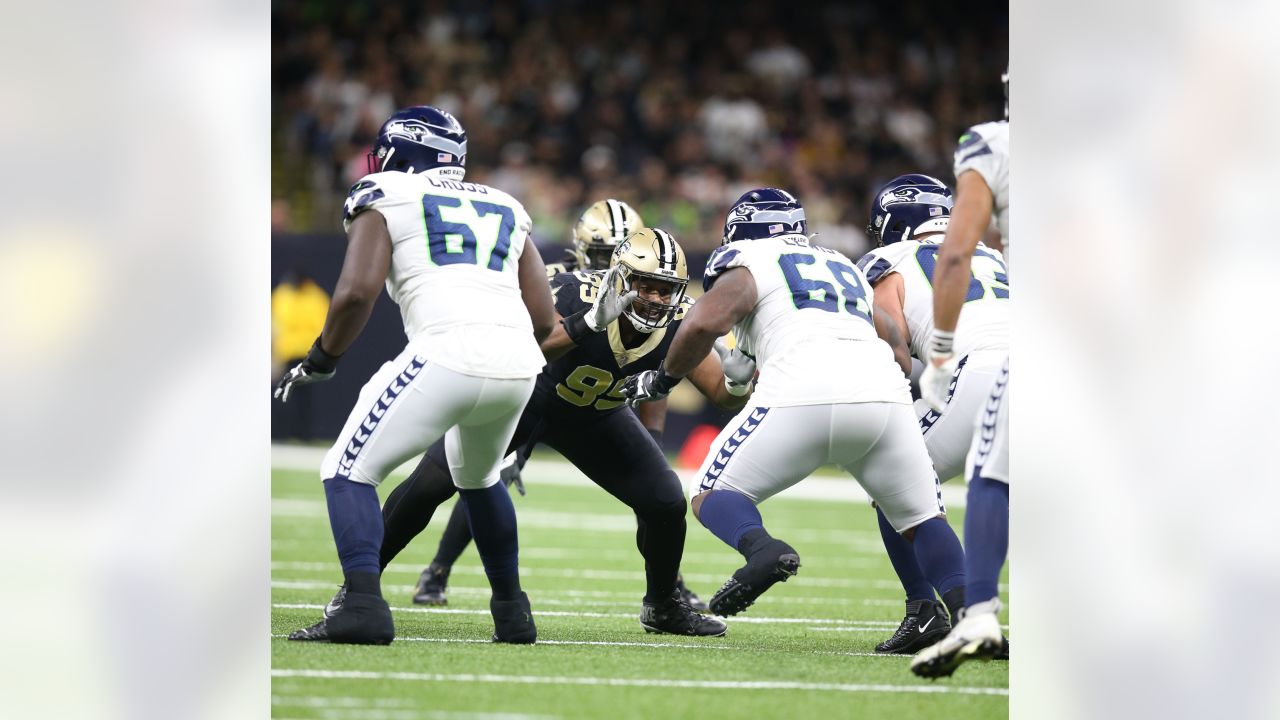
[[271, 669, 1008, 696]]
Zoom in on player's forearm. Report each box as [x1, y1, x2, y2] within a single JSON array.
[[707, 382, 751, 410], [934, 172, 993, 334], [930, 250, 972, 334], [319, 294, 378, 356], [664, 321, 719, 378], [539, 314, 576, 360]]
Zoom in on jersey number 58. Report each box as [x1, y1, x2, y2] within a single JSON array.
[[778, 253, 873, 324]]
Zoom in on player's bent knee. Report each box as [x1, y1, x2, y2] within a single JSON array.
[[899, 513, 947, 542], [691, 490, 711, 519]]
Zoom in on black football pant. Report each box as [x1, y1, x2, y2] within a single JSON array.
[[380, 407, 687, 604]]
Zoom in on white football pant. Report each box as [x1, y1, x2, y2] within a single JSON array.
[[320, 343, 536, 490], [692, 401, 944, 533]]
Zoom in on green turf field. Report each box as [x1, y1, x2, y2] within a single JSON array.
[[272, 452, 1008, 719]]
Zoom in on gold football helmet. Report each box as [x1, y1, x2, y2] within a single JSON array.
[[610, 227, 688, 333], [572, 199, 645, 270]]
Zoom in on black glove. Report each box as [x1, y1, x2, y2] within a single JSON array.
[[274, 338, 341, 403], [620, 367, 682, 408]]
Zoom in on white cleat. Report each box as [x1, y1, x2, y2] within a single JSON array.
[[910, 599, 1004, 678]]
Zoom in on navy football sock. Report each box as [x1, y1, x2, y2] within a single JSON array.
[[877, 507, 935, 603], [696, 490, 763, 554], [909, 516, 966, 599], [964, 475, 1009, 605], [432, 500, 474, 568], [323, 477, 384, 581], [458, 483, 523, 601]]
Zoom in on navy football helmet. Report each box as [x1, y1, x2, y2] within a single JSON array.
[[866, 174, 953, 246], [367, 106, 467, 179], [721, 188, 807, 245]]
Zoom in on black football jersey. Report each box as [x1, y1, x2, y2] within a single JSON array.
[[531, 270, 693, 417], [543, 252, 579, 278]]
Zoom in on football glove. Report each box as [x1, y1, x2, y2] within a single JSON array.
[[562, 266, 638, 343], [621, 367, 683, 407], [586, 265, 638, 331], [713, 338, 756, 395], [274, 338, 340, 403], [920, 330, 957, 412], [498, 452, 526, 496]]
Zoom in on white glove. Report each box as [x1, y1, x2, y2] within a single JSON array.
[[584, 266, 638, 332], [920, 351, 958, 412], [713, 338, 756, 395]]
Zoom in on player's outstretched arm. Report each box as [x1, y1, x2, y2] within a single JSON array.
[[320, 209, 394, 356], [663, 267, 758, 379], [686, 350, 751, 410], [870, 272, 913, 377], [931, 171, 993, 335], [275, 209, 393, 402], [518, 241, 556, 344]]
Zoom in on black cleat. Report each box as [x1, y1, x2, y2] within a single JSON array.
[[288, 590, 394, 645], [875, 599, 951, 654], [994, 636, 1009, 661], [675, 573, 709, 613], [413, 563, 450, 606], [323, 583, 346, 619], [491, 592, 537, 644], [640, 592, 728, 636], [709, 539, 800, 617]]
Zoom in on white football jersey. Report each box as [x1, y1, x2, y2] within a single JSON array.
[[954, 120, 1010, 260], [857, 239, 1009, 361], [703, 236, 910, 407], [342, 171, 545, 379]]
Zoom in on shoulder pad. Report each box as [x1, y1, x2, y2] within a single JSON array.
[[702, 244, 746, 292], [856, 252, 893, 285], [342, 178, 386, 224]]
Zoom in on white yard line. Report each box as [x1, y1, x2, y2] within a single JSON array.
[[271, 444, 969, 507], [271, 668, 1007, 697], [269, 632, 908, 657], [274, 602, 904, 628], [269, 560, 918, 591]]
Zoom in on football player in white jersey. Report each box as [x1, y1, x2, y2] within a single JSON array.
[[621, 189, 967, 619], [913, 73, 1012, 677], [274, 106, 556, 645], [856, 173, 1009, 654]]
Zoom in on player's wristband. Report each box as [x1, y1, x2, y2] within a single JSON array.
[[724, 378, 753, 397], [561, 308, 596, 345], [928, 330, 956, 358], [647, 428, 664, 448], [653, 366, 683, 394], [305, 337, 342, 374]]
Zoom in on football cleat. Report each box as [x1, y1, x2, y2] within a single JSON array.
[[490, 592, 537, 644], [875, 598, 951, 654], [323, 583, 347, 619], [708, 539, 801, 617], [640, 592, 727, 636], [675, 573, 709, 613], [288, 590, 394, 645], [413, 563, 450, 606], [910, 599, 1004, 678]]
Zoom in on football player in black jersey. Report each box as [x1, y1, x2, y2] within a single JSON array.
[[326, 228, 756, 636], [399, 199, 710, 611]]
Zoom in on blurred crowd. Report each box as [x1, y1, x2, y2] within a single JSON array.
[[273, 0, 1007, 256]]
